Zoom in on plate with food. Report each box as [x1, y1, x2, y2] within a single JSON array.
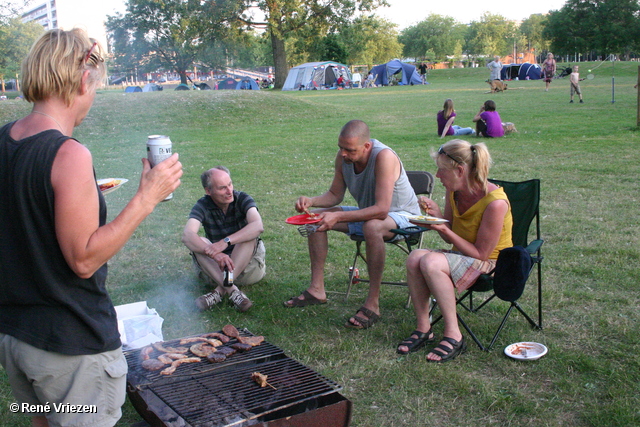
[[404, 214, 449, 225], [504, 342, 548, 360], [285, 213, 321, 225], [97, 178, 128, 195]]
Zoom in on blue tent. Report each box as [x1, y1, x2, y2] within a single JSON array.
[[500, 63, 541, 80], [218, 78, 238, 90], [369, 60, 425, 86], [124, 86, 142, 93], [235, 77, 260, 90], [518, 63, 542, 80]]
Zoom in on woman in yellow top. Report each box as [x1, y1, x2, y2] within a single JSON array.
[[396, 139, 512, 362]]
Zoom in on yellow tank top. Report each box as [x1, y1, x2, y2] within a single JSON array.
[[450, 187, 513, 260]]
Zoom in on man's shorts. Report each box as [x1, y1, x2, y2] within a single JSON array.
[[0, 333, 127, 427], [191, 238, 266, 286], [235, 239, 266, 285], [341, 206, 415, 242]]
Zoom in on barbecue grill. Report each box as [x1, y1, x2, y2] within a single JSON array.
[[125, 328, 352, 426]]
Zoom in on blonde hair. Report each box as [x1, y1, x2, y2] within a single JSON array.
[[432, 139, 492, 193], [442, 99, 454, 120], [21, 28, 106, 106]]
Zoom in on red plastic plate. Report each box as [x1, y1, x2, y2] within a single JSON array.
[[285, 214, 321, 225]]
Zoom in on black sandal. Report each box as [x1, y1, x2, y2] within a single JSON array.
[[396, 329, 435, 355], [427, 336, 467, 363]]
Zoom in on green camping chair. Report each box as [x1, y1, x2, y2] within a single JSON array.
[[345, 171, 435, 307], [430, 178, 544, 351]]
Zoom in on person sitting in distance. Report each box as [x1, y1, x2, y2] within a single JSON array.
[[437, 98, 475, 138], [472, 100, 504, 138]]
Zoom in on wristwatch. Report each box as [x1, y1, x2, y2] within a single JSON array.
[[223, 237, 231, 247]]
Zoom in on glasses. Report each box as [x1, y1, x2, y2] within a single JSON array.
[[84, 42, 104, 65], [438, 145, 463, 164]]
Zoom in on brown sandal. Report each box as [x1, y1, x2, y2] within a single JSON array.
[[283, 290, 327, 308], [345, 306, 380, 329]]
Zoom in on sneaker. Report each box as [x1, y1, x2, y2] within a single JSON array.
[[229, 289, 252, 312], [195, 289, 223, 311]]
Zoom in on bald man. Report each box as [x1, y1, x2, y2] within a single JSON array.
[[182, 166, 265, 312], [284, 120, 420, 330]]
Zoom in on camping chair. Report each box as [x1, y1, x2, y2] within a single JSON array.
[[345, 171, 435, 307], [430, 178, 544, 351]]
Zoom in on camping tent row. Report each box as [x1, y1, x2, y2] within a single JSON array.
[[369, 59, 425, 86], [125, 78, 259, 92], [282, 61, 352, 91], [217, 77, 260, 90], [125, 83, 163, 92], [500, 63, 542, 80]]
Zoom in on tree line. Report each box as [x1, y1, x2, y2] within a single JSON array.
[[1, 0, 640, 90]]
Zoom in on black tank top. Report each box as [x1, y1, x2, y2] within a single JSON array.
[[0, 122, 120, 355]]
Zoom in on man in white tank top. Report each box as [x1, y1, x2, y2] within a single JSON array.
[[284, 120, 419, 329]]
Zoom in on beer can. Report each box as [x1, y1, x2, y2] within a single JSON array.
[[146, 135, 173, 200]]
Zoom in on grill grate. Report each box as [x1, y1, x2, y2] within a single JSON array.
[[125, 330, 344, 426], [125, 330, 285, 387], [150, 357, 341, 426]]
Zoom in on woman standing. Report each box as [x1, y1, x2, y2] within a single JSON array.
[[542, 53, 556, 91], [437, 99, 475, 138], [0, 29, 182, 427], [396, 140, 512, 362]]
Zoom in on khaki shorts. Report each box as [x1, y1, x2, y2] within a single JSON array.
[[192, 238, 266, 286], [235, 239, 266, 286], [0, 333, 127, 427]]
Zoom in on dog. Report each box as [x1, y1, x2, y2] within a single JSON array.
[[487, 79, 508, 93], [502, 122, 517, 134]]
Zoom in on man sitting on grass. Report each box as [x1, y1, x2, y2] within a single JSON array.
[[284, 120, 420, 330], [182, 166, 266, 312]]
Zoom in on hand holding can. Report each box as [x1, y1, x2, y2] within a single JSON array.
[[147, 135, 174, 200]]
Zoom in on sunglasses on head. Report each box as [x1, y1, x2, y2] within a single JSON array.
[[438, 145, 463, 164], [84, 42, 104, 64]]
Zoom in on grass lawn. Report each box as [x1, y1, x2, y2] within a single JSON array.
[[1, 61, 639, 426]]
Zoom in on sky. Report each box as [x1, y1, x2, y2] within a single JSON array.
[[374, 0, 568, 29]]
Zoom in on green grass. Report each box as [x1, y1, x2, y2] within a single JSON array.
[[1, 61, 639, 426]]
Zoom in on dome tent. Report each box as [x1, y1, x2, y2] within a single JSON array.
[[235, 77, 260, 90], [500, 63, 542, 80], [282, 61, 351, 91], [142, 83, 163, 92], [369, 60, 425, 86]]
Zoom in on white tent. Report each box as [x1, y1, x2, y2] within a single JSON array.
[[282, 61, 352, 91]]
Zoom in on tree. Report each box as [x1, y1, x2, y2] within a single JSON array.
[[0, 0, 26, 23], [0, 18, 43, 90], [341, 15, 402, 66], [468, 13, 518, 59], [107, 0, 246, 85], [519, 14, 549, 63], [245, 0, 388, 88], [399, 14, 466, 62], [544, 0, 640, 60]]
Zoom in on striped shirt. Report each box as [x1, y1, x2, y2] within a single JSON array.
[[188, 191, 257, 254]]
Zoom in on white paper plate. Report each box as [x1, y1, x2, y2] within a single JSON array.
[[504, 342, 548, 360], [97, 178, 128, 195], [404, 214, 449, 225]]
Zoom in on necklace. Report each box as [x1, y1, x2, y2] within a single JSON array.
[[31, 110, 64, 133]]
